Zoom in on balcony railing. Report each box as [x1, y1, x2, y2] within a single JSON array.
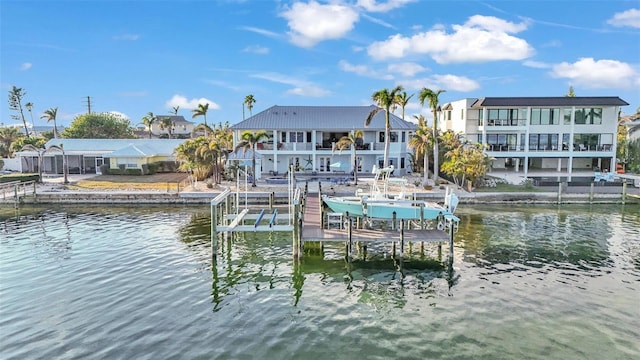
[[484, 119, 527, 127], [485, 143, 614, 152]]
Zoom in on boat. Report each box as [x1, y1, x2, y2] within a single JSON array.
[[322, 165, 459, 222]]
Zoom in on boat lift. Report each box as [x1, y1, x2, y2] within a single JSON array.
[[210, 165, 300, 261]]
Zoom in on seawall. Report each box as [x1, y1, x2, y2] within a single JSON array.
[[3, 190, 638, 206]]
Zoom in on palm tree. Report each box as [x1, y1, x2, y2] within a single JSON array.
[[365, 85, 404, 168], [394, 91, 414, 120], [0, 126, 22, 157], [46, 144, 68, 184], [408, 122, 433, 186], [171, 106, 180, 115], [20, 144, 45, 182], [244, 94, 256, 120], [196, 139, 224, 184], [192, 103, 210, 136], [159, 116, 174, 139], [419, 87, 446, 182], [235, 130, 269, 187], [139, 112, 156, 139], [333, 129, 364, 185], [8, 86, 30, 137], [25, 102, 35, 129], [40, 107, 60, 139]]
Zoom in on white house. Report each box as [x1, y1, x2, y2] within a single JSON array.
[[147, 115, 195, 138], [229, 105, 417, 177], [440, 96, 629, 176], [15, 139, 186, 175]]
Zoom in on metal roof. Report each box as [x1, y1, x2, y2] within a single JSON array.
[[470, 97, 629, 108], [40, 139, 186, 156], [230, 105, 417, 131]]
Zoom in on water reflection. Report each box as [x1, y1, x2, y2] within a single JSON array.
[[458, 206, 613, 268]]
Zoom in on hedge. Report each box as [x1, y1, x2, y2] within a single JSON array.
[[0, 173, 40, 183]]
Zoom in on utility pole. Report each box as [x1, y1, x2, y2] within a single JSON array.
[[84, 96, 92, 114]]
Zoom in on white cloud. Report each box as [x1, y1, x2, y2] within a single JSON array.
[[165, 94, 221, 111], [338, 60, 393, 79], [239, 26, 282, 39], [387, 62, 426, 77], [549, 58, 640, 89], [242, 45, 270, 54], [20, 62, 32, 71], [522, 60, 551, 69], [286, 86, 331, 97], [431, 74, 481, 92], [401, 74, 480, 92], [280, 1, 359, 47], [338, 60, 370, 76], [113, 34, 140, 41], [361, 13, 395, 29], [367, 15, 534, 64], [607, 8, 640, 28], [357, 0, 416, 12], [108, 111, 130, 119], [251, 72, 331, 97]]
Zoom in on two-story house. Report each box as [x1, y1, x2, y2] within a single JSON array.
[[148, 115, 195, 138], [440, 97, 629, 177], [229, 105, 417, 178]]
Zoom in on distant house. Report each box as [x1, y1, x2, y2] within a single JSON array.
[[229, 105, 417, 177], [620, 113, 640, 142], [148, 115, 195, 138], [15, 139, 186, 175]]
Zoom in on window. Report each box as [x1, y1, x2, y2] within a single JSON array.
[[400, 157, 405, 169], [562, 133, 570, 150], [389, 131, 398, 143], [529, 134, 559, 150], [574, 108, 602, 125], [486, 108, 526, 126], [563, 109, 572, 125], [379, 132, 385, 142], [401, 131, 406, 143], [289, 131, 304, 142], [531, 108, 560, 125]]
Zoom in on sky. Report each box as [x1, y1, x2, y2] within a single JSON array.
[[1, 0, 639, 130]]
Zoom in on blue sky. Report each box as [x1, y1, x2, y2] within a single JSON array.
[[1, 0, 639, 129]]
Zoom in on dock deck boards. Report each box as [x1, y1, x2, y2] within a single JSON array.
[[302, 193, 450, 243]]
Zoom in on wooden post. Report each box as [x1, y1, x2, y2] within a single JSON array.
[[269, 192, 274, 210], [298, 217, 303, 259], [622, 179, 627, 205], [557, 182, 562, 203], [319, 191, 324, 229], [589, 182, 594, 203], [400, 219, 405, 258], [448, 221, 455, 265], [392, 211, 397, 230], [347, 215, 353, 259]]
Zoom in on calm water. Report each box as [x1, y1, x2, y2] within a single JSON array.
[[1, 204, 639, 359]]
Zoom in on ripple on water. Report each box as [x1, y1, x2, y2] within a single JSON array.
[[1, 205, 639, 359]]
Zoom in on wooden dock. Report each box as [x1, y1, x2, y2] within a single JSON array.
[[302, 193, 451, 244]]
